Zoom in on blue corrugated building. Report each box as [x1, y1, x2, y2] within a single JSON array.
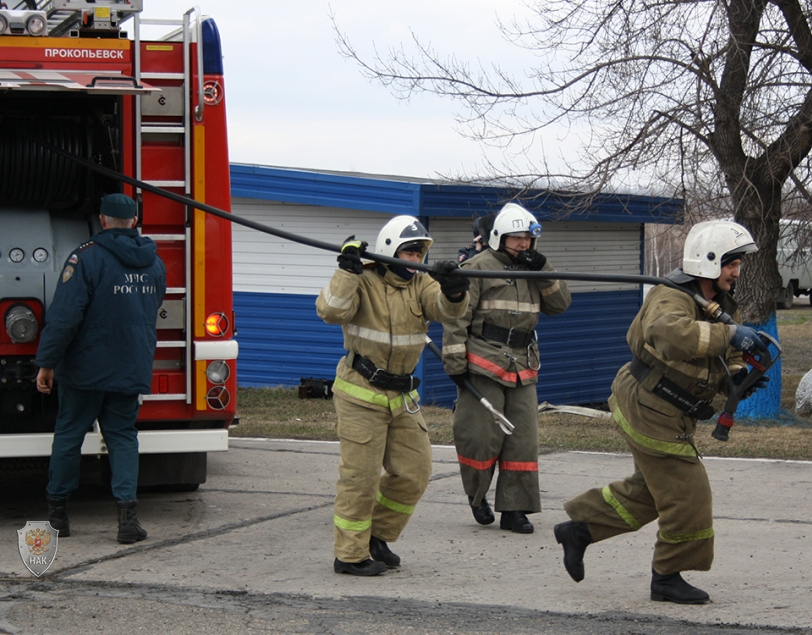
[[229, 163, 682, 407]]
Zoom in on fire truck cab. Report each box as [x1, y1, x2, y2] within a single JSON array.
[[0, 1, 236, 489]]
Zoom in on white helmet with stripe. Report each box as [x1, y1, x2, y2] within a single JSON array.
[[682, 220, 758, 279], [375, 215, 433, 263], [488, 203, 542, 251]]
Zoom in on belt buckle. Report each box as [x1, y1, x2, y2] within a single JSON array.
[[368, 368, 384, 385], [507, 327, 518, 346]]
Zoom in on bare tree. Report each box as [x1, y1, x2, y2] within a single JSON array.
[[335, 0, 812, 416], [335, 0, 812, 318]]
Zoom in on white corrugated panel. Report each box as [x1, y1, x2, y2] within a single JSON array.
[[231, 200, 643, 296], [232, 199, 390, 295], [428, 218, 641, 293]]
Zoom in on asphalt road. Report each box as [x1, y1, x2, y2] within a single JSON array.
[[1, 439, 810, 635]]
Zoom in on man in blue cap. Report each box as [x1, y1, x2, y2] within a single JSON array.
[[35, 193, 166, 544]]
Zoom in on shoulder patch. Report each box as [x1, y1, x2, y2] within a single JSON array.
[[68, 254, 78, 265], [61, 265, 74, 283]]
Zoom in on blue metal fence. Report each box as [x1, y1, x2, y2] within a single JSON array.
[[235, 288, 641, 407]]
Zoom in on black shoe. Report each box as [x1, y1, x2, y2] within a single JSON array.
[[116, 500, 148, 545], [499, 511, 534, 534], [46, 496, 70, 537], [369, 536, 401, 568], [468, 495, 495, 525], [334, 558, 388, 576], [651, 569, 710, 604], [553, 520, 593, 582]]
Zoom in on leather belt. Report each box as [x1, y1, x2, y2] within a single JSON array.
[[629, 356, 715, 421], [481, 322, 536, 348], [350, 354, 420, 392]]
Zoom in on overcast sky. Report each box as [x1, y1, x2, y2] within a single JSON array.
[[139, 1, 549, 180]]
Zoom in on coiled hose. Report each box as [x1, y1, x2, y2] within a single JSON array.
[[0, 117, 90, 207]]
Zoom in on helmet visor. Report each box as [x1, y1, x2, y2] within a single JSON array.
[[721, 244, 758, 267], [398, 240, 426, 253]]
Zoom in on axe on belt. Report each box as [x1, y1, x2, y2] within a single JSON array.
[[424, 336, 515, 435]]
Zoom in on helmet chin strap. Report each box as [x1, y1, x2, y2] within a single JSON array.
[[500, 244, 524, 262]]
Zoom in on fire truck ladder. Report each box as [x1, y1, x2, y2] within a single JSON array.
[[7, 1, 78, 37], [133, 8, 205, 406], [11, 1, 136, 37]]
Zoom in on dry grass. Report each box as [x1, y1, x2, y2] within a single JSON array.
[[232, 303, 812, 460], [232, 387, 339, 441]]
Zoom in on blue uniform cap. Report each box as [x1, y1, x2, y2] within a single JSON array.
[[100, 194, 137, 219]]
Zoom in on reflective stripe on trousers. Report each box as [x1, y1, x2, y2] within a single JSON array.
[[332, 394, 431, 562]]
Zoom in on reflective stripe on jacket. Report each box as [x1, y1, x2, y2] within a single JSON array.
[[316, 265, 468, 414], [610, 282, 744, 455], [442, 249, 571, 387]]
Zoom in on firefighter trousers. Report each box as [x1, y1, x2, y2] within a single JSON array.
[[332, 393, 432, 562], [563, 440, 714, 574], [453, 374, 541, 513]]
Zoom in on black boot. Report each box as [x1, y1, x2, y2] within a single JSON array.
[[46, 496, 70, 537], [468, 495, 495, 525], [499, 511, 534, 534], [116, 500, 148, 544], [650, 569, 710, 604], [554, 520, 592, 582], [334, 558, 387, 576], [369, 535, 401, 568]]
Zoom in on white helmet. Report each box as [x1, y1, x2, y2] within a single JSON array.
[[374, 215, 433, 262], [682, 220, 758, 279], [488, 203, 542, 251]]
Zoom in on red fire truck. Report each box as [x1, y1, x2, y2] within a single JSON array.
[[0, 1, 236, 488]]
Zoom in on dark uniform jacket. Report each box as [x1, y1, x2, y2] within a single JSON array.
[[35, 228, 166, 395], [457, 244, 479, 263]]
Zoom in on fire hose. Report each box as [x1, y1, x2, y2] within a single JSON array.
[[31, 137, 781, 439]]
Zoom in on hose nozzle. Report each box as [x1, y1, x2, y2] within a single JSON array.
[[712, 411, 734, 442]]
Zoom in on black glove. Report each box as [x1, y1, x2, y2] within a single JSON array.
[[337, 235, 367, 275], [732, 368, 770, 399], [729, 325, 769, 356], [449, 372, 468, 389], [429, 260, 470, 298], [514, 249, 547, 271]]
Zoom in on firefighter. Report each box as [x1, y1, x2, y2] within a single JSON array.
[[316, 215, 469, 576], [554, 220, 769, 604], [442, 203, 571, 534]]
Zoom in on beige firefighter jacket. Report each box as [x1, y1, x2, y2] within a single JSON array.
[[316, 265, 468, 416], [610, 282, 745, 457], [442, 249, 571, 387]]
